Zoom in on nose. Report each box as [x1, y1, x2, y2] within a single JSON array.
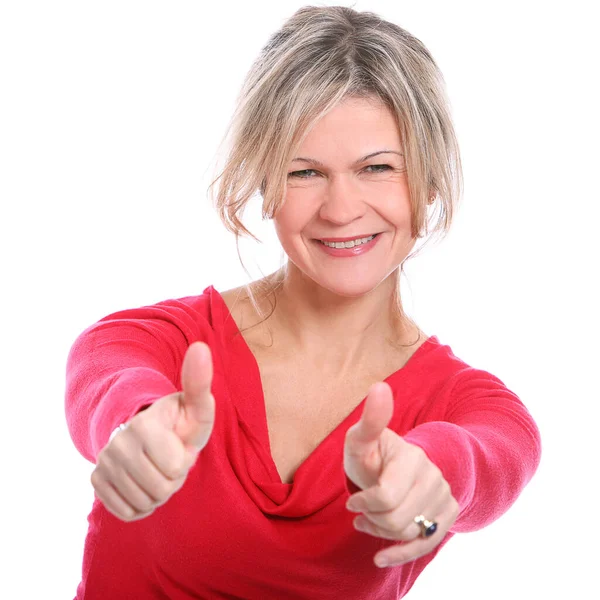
[[318, 174, 367, 225]]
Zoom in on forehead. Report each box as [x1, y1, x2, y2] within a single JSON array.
[[295, 98, 402, 159], [312, 96, 396, 129]]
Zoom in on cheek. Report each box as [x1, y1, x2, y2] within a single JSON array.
[[379, 186, 412, 227], [273, 211, 303, 247], [274, 190, 316, 234], [273, 210, 296, 240]]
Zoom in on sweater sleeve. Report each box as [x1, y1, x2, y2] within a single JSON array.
[[401, 368, 542, 533], [64, 297, 213, 464]]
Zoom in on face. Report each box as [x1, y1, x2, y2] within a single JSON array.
[[272, 96, 417, 298]]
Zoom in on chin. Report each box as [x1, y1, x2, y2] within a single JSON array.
[[307, 272, 387, 299]]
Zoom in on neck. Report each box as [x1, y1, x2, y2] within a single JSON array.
[[263, 264, 416, 374]]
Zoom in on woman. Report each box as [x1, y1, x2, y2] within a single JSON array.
[[66, 6, 542, 599]]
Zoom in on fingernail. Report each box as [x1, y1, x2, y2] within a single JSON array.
[[375, 555, 389, 568], [346, 500, 361, 512], [353, 518, 366, 532]]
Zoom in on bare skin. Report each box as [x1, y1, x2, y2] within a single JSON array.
[[222, 96, 432, 483], [90, 96, 458, 569], [93, 95, 429, 510], [220, 278, 428, 484]]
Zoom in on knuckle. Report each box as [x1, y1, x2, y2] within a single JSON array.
[[105, 439, 130, 466], [128, 417, 149, 441], [385, 517, 405, 536], [436, 475, 450, 498], [104, 499, 130, 522], [113, 416, 154, 450], [154, 479, 175, 501], [121, 500, 142, 520], [93, 489, 107, 507], [96, 449, 110, 470], [161, 445, 188, 479], [95, 490, 133, 523], [137, 499, 156, 514], [381, 528, 398, 541], [126, 484, 157, 513], [398, 517, 417, 539], [372, 524, 392, 539], [375, 484, 396, 509], [430, 461, 443, 479], [451, 497, 460, 517], [423, 467, 439, 488], [163, 458, 186, 480], [412, 445, 427, 466], [130, 509, 154, 522], [122, 509, 137, 522], [90, 469, 100, 488]]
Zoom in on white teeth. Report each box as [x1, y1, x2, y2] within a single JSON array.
[[321, 234, 376, 248]]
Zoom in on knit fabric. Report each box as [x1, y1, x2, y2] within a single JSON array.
[[65, 285, 541, 599]]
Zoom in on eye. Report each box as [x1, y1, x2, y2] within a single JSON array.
[[287, 169, 317, 179], [365, 164, 392, 173], [287, 164, 393, 179]]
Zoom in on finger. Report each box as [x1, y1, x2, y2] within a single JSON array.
[[353, 513, 402, 541], [91, 469, 153, 522], [372, 501, 457, 568], [359, 450, 450, 532], [176, 341, 216, 451], [374, 468, 452, 538], [356, 471, 447, 540], [346, 432, 417, 514], [119, 444, 188, 503], [108, 416, 190, 483], [133, 421, 194, 481], [99, 453, 160, 514]]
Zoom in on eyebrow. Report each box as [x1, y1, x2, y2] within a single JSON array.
[[291, 150, 403, 168]]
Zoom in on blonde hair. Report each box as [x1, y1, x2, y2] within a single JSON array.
[[207, 5, 462, 345]]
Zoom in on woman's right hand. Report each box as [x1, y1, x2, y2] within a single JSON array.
[[90, 341, 216, 522]]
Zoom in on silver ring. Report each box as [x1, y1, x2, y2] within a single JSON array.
[[414, 514, 438, 538], [108, 422, 128, 443]]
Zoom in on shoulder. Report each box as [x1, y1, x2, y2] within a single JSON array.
[[220, 282, 278, 337], [219, 284, 248, 314], [101, 286, 225, 345]]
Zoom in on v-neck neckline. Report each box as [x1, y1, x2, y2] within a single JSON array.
[[208, 284, 438, 487]]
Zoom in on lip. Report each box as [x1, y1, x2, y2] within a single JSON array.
[[315, 232, 382, 257], [316, 233, 380, 242]]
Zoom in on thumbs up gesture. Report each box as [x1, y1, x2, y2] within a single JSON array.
[[343, 382, 459, 568], [91, 341, 216, 522]]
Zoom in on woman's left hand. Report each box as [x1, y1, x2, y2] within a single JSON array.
[[343, 381, 460, 568]]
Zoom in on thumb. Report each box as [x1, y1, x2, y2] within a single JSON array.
[[175, 341, 216, 452], [347, 382, 394, 448], [344, 382, 394, 490]]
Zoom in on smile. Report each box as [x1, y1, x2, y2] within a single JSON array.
[[314, 233, 382, 257], [320, 234, 376, 248]]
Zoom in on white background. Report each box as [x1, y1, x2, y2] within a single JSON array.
[[1, 1, 598, 598]]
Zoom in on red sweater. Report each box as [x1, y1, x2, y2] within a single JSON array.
[[65, 285, 541, 599]]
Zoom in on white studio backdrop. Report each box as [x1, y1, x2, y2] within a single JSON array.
[[1, 1, 598, 598]]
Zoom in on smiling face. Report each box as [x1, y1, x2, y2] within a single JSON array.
[[272, 95, 417, 298]]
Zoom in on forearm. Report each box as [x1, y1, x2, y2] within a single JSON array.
[[65, 312, 187, 463], [403, 409, 541, 532]]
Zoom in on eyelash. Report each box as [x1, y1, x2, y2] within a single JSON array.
[[287, 164, 393, 179]]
